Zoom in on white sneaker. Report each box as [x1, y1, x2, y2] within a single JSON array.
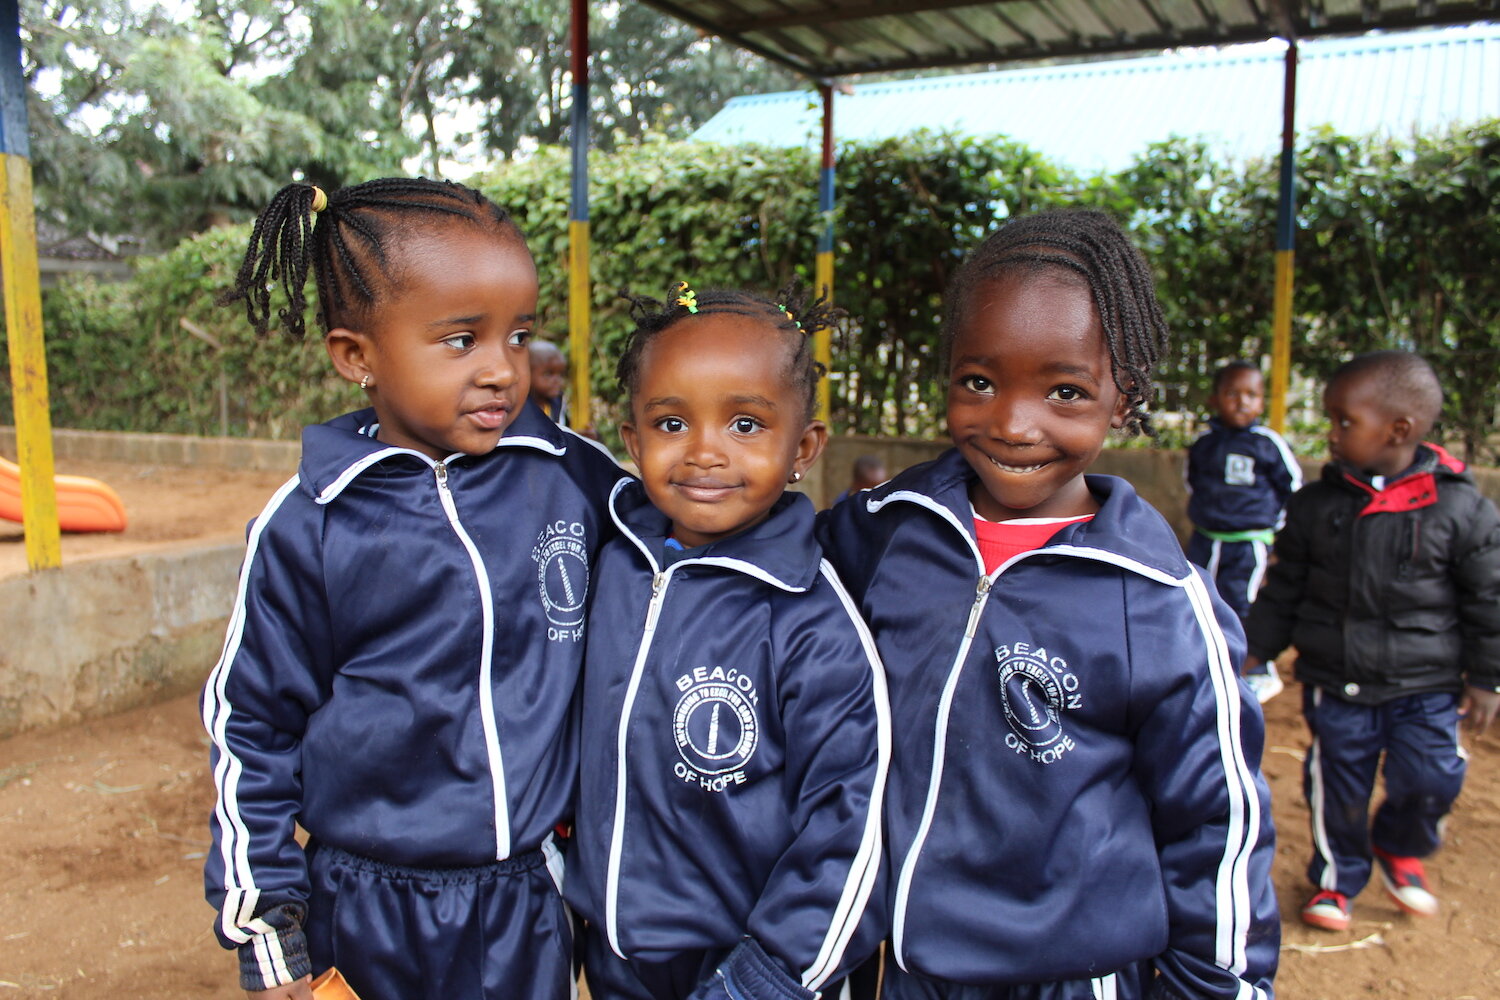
[[1244, 668, 1284, 704]]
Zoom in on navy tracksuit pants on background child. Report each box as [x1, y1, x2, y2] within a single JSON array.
[[1302, 687, 1466, 897], [1185, 533, 1268, 623]]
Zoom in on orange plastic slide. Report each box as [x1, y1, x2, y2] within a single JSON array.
[[0, 453, 127, 532]]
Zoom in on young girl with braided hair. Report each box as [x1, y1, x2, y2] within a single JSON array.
[[563, 281, 890, 1000], [202, 178, 626, 1000], [819, 209, 1280, 999]]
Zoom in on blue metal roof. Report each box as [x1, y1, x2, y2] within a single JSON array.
[[689, 25, 1500, 174]]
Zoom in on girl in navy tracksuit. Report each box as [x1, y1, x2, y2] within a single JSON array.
[[202, 179, 625, 1000], [565, 283, 890, 1000], [819, 211, 1279, 1000]]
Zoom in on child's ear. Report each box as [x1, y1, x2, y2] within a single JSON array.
[[1111, 392, 1132, 430], [326, 328, 374, 387], [619, 421, 642, 469], [790, 420, 830, 483], [1388, 414, 1416, 445]]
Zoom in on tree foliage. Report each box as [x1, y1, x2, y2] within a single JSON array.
[[23, 0, 792, 248], [9, 123, 1499, 463]]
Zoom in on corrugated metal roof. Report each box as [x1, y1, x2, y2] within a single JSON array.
[[641, 0, 1500, 77], [689, 25, 1500, 173]]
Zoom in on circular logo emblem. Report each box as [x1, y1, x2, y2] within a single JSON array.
[[674, 681, 759, 775], [533, 534, 588, 627], [998, 654, 1065, 749]]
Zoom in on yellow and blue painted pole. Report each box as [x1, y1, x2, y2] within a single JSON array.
[[567, 0, 592, 433], [1268, 39, 1298, 434], [814, 84, 836, 424], [0, 0, 60, 569]]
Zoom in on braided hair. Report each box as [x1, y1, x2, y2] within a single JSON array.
[[219, 177, 524, 339], [943, 210, 1168, 436], [616, 281, 841, 424]]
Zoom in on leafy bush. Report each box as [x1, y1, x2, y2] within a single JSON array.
[[8, 121, 1497, 462]]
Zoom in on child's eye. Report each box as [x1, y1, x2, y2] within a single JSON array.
[[442, 333, 475, 351], [1049, 385, 1088, 402], [508, 329, 532, 347], [654, 417, 686, 433], [958, 374, 993, 394], [730, 416, 762, 434]]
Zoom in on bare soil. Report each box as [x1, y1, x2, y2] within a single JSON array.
[[2, 460, 1498, 998]]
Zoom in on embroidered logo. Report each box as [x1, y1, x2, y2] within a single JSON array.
[[1225, 453, 1255, 487], [672, 666, 760, 793], [995, 640, 1081, 765], [531, 520, 588, 642]]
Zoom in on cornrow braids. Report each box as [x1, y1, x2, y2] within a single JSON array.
[[943, 209, 1168, 436], [616, 280, 841, 424], [219, 177, 523, 339]]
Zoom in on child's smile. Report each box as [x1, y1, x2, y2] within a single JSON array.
[[947, 271, 1127, 521], [622, 313, 824, 549]]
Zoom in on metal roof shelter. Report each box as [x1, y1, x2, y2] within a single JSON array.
[[691, 25, 1500, 173], [635, 0, 1500, 78], [561, 1, 1497, 432]]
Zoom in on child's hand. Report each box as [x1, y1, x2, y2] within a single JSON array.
[[1460, 686, 1500, 734], [246, 976, 314, 1000]]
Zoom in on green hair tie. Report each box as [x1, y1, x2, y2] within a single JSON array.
[[673, 283, 699, 314], [777, 303, 802, 331]]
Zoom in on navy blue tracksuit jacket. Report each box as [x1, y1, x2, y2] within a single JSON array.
[[203, 404, 625, 991], [819, 449, 1279, 998], [566, 483, 889, 997]]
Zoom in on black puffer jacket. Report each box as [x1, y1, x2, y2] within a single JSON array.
[[1246, 444, 1500, 705]]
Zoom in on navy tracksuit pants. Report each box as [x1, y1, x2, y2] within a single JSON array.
[[302, 841, 575, 1000], [1185, 533, 1268, 624], [1303, 687, 1466, 897], [879, 961, 1150, 1000]]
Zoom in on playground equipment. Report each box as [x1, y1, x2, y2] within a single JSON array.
[[0, 453, 126, 532]]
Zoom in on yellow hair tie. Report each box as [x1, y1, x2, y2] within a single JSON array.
[[309, 186, 328, 214], [674, 284, 699, 314]]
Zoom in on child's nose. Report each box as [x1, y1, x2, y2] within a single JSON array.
[[988, 397, 1042, 444], [685, 428, 728, 467], [478, 347, 521, 389]]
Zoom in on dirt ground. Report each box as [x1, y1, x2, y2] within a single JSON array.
[[3, 459, 1499, 998]]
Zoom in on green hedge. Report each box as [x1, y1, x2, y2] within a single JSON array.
[[6, 121, 1498, 460]]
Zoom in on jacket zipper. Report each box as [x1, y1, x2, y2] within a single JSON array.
[[434, 460, 511, 859], [605, 569, 671, 958], [892, 572, 993, 967]]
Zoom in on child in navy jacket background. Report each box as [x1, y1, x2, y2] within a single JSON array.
[[1185, 361, 1302, 703], [203, 179, 625, 1000], [565, 282, 889, 1000], [819, 210, 1278, 1000]]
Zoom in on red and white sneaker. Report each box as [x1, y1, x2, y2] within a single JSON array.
[[1300, 889, 1352, 931], [1373, 845, 1439, 917]]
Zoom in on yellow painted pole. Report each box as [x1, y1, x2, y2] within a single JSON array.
[[567, 0, 591, 431], [1268, 39, 1298, 434], [1, 0, 62, 569], [815, 84, 836, 424], [1268, 250, 1294, 432]]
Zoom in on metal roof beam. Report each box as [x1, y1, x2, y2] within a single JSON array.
[[719, 0, 1027, 33]]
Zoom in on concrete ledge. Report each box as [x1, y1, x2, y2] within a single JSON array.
[[0, 426, 299, 472], [0, 541, 239, 739]]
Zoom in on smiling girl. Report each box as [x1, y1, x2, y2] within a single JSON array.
[[564, 282, 889, 1000], [819, 210, 1280, 1000]]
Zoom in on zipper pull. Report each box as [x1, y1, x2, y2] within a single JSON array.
[[964, 575, 992, 638], [433, 461, 461, 524], [644, 572, 668, 632]]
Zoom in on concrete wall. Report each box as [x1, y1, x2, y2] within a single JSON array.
[[0, 542, 241, 738]]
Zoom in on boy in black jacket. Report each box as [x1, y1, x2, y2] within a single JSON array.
[[1245, 351, 1500, 932]]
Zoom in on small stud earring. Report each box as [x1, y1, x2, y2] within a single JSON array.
[[360, 374, 371, 390], [789, 471, 802, 483]]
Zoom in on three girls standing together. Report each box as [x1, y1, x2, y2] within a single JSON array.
[[203, 177, 1278, 1000]]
